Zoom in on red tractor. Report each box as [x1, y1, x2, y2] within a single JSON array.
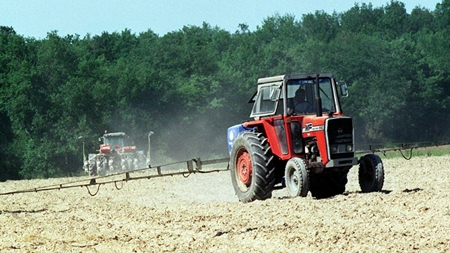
[[227, 73, 384, 202], [83, 132, 148, 176]]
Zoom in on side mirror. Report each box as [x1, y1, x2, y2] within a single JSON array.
[[338, 81, 349, 97]]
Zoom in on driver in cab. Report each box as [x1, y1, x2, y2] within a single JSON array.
[[288, 88, 313, 115]]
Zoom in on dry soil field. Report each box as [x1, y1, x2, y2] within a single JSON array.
[[1, 155, 450, 252]]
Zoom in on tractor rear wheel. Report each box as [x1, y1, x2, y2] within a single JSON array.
[[285, 158, 309, 197], [230, 131, 275, 202], [88, 163, 97, 176], [359, 154, 384, 192], [97, 156, 107, 175], [309, 169, 348, 199], [111, 154, 122, 172], [137, 153, 147, 169]]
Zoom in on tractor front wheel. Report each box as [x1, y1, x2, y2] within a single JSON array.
[[358, 154, 384, 192], [230, 131, 275, 202], [285, 158, 309, 197]]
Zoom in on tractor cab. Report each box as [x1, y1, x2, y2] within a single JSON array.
[[249, 73, 347, 119], [100, 132, 136, 153]]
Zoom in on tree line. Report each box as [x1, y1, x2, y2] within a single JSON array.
[[1, 0, 450, 180]]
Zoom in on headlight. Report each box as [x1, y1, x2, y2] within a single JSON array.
[[330, 145, 338, 154], [330, 144, 353, 154], [346, 144, 353, 152]]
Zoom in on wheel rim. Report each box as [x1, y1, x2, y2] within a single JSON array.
[[287, 168, 300, 193], [236, 150, 252, 187]]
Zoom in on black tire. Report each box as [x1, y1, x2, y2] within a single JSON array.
[[88, 163, 97, 176], [97, 156, 107, 175], [111, 154, 122, 172], [124, 156, 133, 171], [137, 153, 147, 169], [230, 131, 276, 202], [309, 169, 349, 199], [359, 154, 384, 192], [285, 158, 309, 197]]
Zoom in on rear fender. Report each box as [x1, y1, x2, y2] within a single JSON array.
[[227, 124, 255, 154], [242, 117, 286, 159]]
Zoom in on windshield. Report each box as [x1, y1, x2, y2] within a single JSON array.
[[286, 77, 335, 115], [104, 136, 124, 149]]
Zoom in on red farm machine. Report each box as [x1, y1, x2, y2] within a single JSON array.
[[227, 73, 384, 202], [83, 131, 149, 176]]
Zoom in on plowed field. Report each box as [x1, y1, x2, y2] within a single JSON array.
[[1, 155, 450, 252]]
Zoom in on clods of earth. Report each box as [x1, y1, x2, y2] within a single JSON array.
[[1, 156, 449, 252]]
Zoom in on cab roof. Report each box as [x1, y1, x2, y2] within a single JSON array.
[[257, 73, 334, 84], [104, 132, 126, 137]]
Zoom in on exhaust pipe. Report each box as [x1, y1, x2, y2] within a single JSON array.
[[315, 74, 323, 117]]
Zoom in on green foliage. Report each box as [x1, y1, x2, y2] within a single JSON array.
[[1, 1, 450, 179]]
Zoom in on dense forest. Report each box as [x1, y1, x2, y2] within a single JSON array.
[[1, 0, 450, 180]]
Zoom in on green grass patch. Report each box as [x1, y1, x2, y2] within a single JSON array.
[[357, 145, 450, 159]]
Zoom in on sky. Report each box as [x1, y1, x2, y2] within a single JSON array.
[[1, 0, 442, 39]]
